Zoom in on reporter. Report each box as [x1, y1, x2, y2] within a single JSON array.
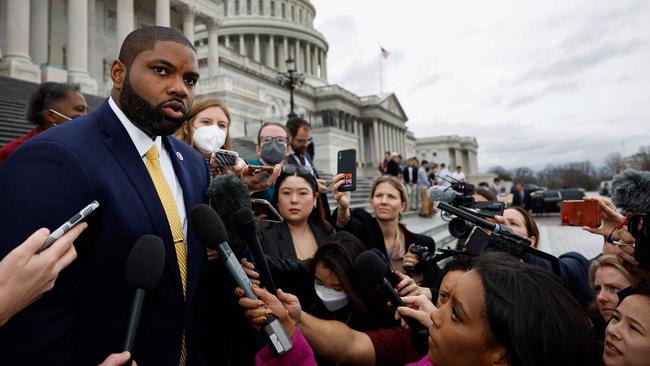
[[603, 284, 650, 366], [589, 255, 638, 322], [243, 252, 600, 366], [0, 223, 87, 326]]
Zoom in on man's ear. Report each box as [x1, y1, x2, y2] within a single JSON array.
[[111, 60, 126, 89]]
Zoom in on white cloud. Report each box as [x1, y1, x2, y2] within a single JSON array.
[[311, 0, 650, 170]]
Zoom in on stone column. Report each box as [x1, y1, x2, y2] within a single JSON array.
[[380, 122, 387, 153], [455, 149, 463, 170], [30, 0, 49, 66], [156, 0, 171, 27], [282, 37, 289, 70], [117, 0, 134, 46], [357, 119, 365, 166], [322, 50, 328, 80], [68, 0, 97, 93], [0, 0, 41, 82], [294, 39, 301, 71], [239, 34, 246, 56], [182, 6, 195, 44], [305, 43, 311, 75], [373, 119, 381, 164], [266, 35, 275, 68], [253, 34, 261, 62], [224, 35, 231, 48], [207, 20, 219, 77]]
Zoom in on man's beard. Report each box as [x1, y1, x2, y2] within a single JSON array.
[[119, 74, 188, 137]]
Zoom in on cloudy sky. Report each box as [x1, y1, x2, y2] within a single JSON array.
[[311, 0, 650, 170]]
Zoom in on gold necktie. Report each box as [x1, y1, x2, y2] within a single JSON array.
[[144, 145, 188, 366]]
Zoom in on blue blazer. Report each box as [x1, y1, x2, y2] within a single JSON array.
[[0, 100, 210, 365]]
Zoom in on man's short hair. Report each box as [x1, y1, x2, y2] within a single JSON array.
[[257, 122, 291, 145], [118, 26, 195, 67], [421, 160, 429, 165], [285, 117, 310, 138], [26, 82, 81, 127]]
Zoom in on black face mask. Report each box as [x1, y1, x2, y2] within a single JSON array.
[[119, 71, 188, 137], [260, 141, 286, 165]]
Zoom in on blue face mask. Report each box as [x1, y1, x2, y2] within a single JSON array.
[[314, 281, 349, 312], [260, 140, 286, 165]]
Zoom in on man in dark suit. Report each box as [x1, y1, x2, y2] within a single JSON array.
[[0, 27, 210, 365], [286, 116, 332, 221]]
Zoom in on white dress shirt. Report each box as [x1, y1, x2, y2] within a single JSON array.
[[108, 97, 188, 237]]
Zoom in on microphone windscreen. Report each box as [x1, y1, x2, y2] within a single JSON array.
[[206, 173, 251, 220], [428, 185, 459, 203], [354, 250, 389, 286], [126, 235, 166, 290], [611, 169, 650, 214], [234, 206, 256, 226], [190, 204, 229, 250]]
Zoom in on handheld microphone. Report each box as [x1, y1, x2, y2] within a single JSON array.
[[189, 204, 292, 355], [354, 250, 426, 332], [234, 207, 277, 293], [123, 235, 166, 354], [207, 173, 277, 292]]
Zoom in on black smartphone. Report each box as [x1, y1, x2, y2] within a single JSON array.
[[250, 198, 284, 223], [337, 149, 356, 192]]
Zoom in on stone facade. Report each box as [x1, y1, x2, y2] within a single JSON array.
[[0, 0, 477, 176], [416, 135, 479, 177]]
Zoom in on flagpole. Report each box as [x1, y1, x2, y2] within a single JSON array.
[[378, 52, 383, 94]]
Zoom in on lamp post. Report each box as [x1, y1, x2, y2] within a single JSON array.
[[276, 58, 305, 118]]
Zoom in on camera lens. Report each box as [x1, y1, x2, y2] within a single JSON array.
[[449, 217, 473, 239]]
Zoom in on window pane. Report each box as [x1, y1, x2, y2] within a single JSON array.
[[271, 1, 275, 16], [259, 0, 264, 15]]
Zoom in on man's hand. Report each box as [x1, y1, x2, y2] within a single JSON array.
[[241, 164, 281, 194], [0, 223, 87, 326], [396, 295, 436, 329]]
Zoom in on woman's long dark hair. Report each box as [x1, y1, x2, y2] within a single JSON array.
[[473, 252, 600, 366], [271, 168, 332, 234]]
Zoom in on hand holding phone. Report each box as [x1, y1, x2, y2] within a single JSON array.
[[251, 198, 283, 223], [337, 149, 356, 192], [36, 201, 99, 254], [561, 200, 600, 227], [212, 149, 239, 167]]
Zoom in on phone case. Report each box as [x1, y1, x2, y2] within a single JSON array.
[[561, 200, 600, 227], [213, 149, 238, 167], [337, 149, 356, 192]]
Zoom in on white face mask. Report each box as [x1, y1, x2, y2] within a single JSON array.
[[314, 281, 349, 312], [192, 125, 227, 154]]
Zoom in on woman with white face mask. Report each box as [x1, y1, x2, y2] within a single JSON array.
[[174, 97, 246, 177]]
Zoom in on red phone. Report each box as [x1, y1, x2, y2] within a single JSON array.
[[561, 200, 600, 227]]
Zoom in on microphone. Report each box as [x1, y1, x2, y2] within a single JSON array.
[[354, 250, 426, 332], [234, 207, 277, 293], [428, 185, 461, 203], [123, 235, 166, 354], [611, 169, 650, 214], [189, 204, 292, 355], [207, 173, 277, 292]]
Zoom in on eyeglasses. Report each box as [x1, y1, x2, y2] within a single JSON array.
[[282, 164, 313, 175], [260, 136, 288, 145], [48, 109, 72, 122]]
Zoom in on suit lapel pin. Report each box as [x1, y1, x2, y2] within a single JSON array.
[[176, 151, 184, 161]]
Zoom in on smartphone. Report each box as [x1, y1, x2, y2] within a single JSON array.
[[474, 201, 505, 217], [561, 200, 600, 227], [465, 227, 491, 256], [213, 149, 239, 167], [248, 165, 276, 173], [337, 149, 356, 192], [35, 201, 100, 254], [250, 198, 284, 223]]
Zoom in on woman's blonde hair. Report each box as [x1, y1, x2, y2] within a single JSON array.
[[370, 175, 409, 212], [588, 254, 638, 289], [174, 96, 232, 150]]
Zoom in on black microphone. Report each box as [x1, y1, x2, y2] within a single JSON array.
[[207, 173, 277, 292], [234, 207, 277, 293], [189, 204, 292, 355], [123, 235, 166, 354], [354, 250, 427, 333]]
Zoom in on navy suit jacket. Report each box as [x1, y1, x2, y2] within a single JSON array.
[[0, 100, 210, 365]]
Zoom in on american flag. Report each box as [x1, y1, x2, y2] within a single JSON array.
[[380, 47, 390, 59]]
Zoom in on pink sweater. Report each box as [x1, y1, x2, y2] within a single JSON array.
[[255, 329, 433, 366]]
